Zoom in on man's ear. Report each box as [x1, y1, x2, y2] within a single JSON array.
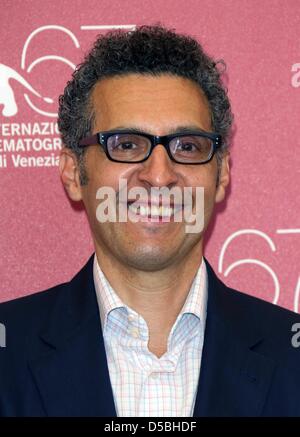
[[59, 147, 83, 201], [215, 152, 230, 203]]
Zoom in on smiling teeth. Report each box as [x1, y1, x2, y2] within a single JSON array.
[[128, 204, 174, 217]]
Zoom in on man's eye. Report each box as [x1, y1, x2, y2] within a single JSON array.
[[178, 142, 198, 152], [116, 142, 137, 150]]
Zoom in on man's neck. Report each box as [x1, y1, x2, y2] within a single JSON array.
[[94, 242, 204, 356]]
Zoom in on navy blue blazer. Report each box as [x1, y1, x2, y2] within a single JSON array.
[[1, 253, 300, 416]]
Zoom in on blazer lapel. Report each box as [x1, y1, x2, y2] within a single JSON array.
[[193, 259, 276, 417], [28, 254, 117, 417]]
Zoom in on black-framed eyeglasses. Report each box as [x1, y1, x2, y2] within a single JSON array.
[[78, 129, 222, 164]]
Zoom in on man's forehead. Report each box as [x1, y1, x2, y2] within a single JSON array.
[[91, 73, 207, 100], [90, 73, 211, 133]]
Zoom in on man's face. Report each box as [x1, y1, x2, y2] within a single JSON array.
[[66, 74, 229, 271]]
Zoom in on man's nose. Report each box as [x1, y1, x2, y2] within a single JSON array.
[[137, 144, 179, 187]]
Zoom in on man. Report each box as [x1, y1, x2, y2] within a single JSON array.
[[0, 25, 300, 417]]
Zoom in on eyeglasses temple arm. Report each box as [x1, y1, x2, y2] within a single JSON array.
[[78, 134, 99, 147]]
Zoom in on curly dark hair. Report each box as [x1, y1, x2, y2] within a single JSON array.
[[58, 24, 233, 185]]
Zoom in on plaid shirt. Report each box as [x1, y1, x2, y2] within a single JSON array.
[[93, 254, 208, 417]]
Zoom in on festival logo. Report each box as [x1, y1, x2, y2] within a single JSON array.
[[0, 63, 53, 117], [0, 24, 135, 170]]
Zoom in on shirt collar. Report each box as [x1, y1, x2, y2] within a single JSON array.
[[93, 254, 125, 332], [93, 253, 208, 335]]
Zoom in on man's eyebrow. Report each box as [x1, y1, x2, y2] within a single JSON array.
[[106, 125, 209, 134]]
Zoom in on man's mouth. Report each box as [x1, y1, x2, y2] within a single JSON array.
[[128, 203, 174, 219], [125, 200, 183, 221]]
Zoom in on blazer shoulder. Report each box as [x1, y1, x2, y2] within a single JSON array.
[[222, 283, 300, 359], [205, 259, 300, 355], [205, 258, 299, 322], [0, 281, 67, 316], [0, 254, 95, 352], [0, 253, 95, 317], [226, 284, 300, 324], [0, 281, 69, 346], [206, 257, 300, 325]]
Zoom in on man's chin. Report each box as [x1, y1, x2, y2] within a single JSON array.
[[115, 245, 179, 272], [123, 257, 174, 272]]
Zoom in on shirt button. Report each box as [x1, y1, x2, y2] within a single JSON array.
[[129, 327, 140, 338], [128, 314, 136, 322]]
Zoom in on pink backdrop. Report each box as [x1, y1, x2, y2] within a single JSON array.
[[0, 0, 299, 312]]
